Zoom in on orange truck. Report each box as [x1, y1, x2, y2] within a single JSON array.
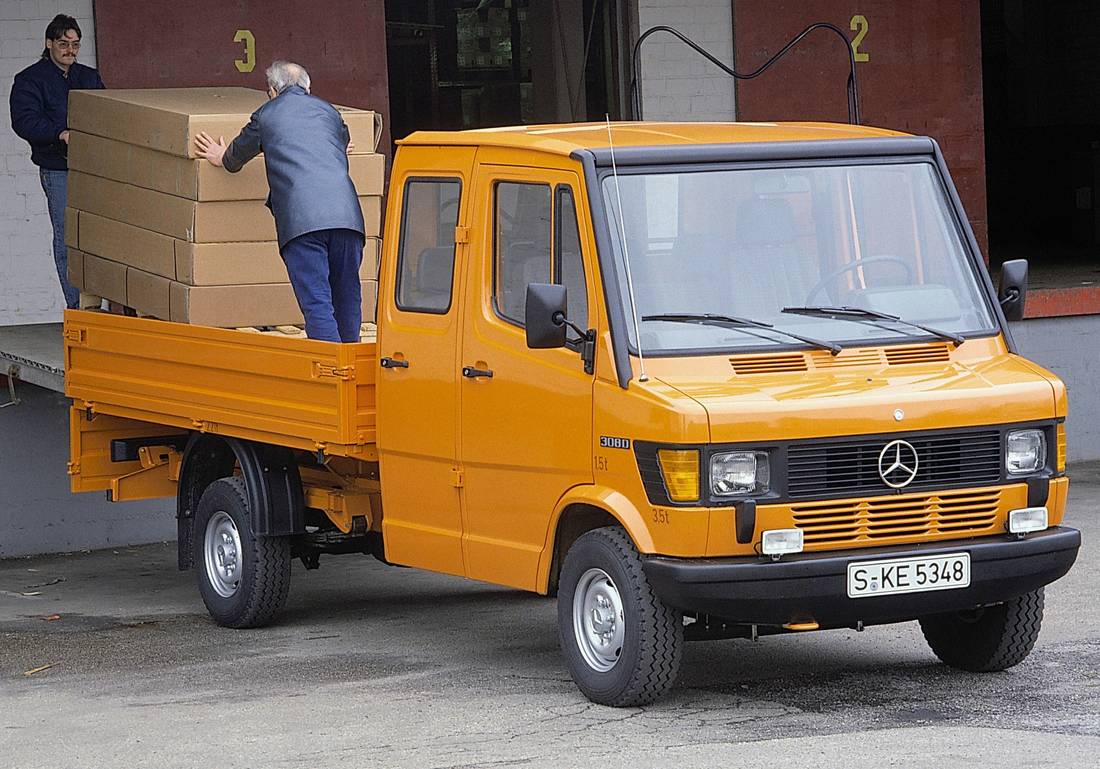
[[65, 122, 1080, 706]]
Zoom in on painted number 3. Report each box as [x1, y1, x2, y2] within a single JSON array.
[[850, 15, 869, 63], [235, 29, 256, 73]]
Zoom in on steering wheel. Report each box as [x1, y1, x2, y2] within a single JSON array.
[[804, 256, 915, 305]]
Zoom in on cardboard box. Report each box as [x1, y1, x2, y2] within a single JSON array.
[[363, 237, 381, 279], [69, 171, 274, 242], [170, 279, 379, 327], [363, 278, 379, 322], [173, 241, 287, 285], [69, 211, 380, 285], [126, 267, 171, 319], [178, 236, 379, 285], [362, 196, 382, 238], [70, 172, 382, 243], [64, 208, 79, 249], [68, 131, 385, 201], [68, 88, 384, 158], [82, 253, 128, 305], [335, 106, 385, 152], [78, 212, 177, 278], [67, 247, 84, 287]]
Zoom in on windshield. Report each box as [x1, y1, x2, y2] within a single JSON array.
[[600, 161, 998, 354]]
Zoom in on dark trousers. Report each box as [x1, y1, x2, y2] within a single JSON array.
[[280, 228, 364, 342], [40, 168, 79, 309]]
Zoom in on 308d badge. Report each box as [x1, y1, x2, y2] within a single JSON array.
[[599, 436, 631, 450]]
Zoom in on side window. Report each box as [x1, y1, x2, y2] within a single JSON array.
[[395, 178, 462, 314], [556, 186, 589, 331], [495, 182, 551, 324]]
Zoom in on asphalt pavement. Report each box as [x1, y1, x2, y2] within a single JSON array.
[[1, 466, 1097, 768]]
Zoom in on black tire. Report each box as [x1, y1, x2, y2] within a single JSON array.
[[193, 476, 291, 629], [557, 527, 683, 706], [919, 588, 1045, 672]]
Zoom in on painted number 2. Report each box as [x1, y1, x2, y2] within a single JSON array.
[[234, 29, 256, 73], [850, 15, 869, 63]]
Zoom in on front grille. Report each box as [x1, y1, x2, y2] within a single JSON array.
[[786, 429, 1002, 499], [791, 488, 1001, 547]]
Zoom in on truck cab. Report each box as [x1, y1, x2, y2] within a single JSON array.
[[66, 121, 1080, 707]]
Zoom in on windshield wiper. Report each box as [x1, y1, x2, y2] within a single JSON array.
[[780, 306, 964, 346], [642, 313, 842, 355]]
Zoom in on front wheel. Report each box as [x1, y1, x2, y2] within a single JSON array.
[[557, 527, 683, 706], [919, 588, 1044, 672], [193, 476, 291, 628]]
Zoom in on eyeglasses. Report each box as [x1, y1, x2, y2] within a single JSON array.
[[52, 39, 81, 51]]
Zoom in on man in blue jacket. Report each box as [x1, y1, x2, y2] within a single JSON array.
[[9, 14, 105, 309], [194, 61, 365, 342]]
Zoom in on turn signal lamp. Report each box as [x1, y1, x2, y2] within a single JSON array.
[[1057, 423, 1067, 473], [657, 449, 700, 503]]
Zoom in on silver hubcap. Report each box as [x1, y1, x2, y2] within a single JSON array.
[[204, 511, 243, 598], [573, 568, 625, 672]]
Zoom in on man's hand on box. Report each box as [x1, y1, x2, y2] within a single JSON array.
[[59, 130, 70, 144], [195, 132, 228, 167], [347, 141, 355, 155]]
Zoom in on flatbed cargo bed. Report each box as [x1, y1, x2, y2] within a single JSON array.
[[63, 310, 378, 459]]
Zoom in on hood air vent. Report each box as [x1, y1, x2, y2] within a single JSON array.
[[729, 353, 808, 375], [810, 349, 884, 368], [730, 343, 952, 375], [885, 343, 952, 365]]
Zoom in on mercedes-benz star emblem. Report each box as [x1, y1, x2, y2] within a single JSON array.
[[878, 439, 919, 488]]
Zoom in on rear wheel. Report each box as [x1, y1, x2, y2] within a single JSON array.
[[193, 476, 291, 628], [557, 527, 683, 706], [919, 588, 1044, 672]]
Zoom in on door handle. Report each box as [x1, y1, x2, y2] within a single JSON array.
[[461, 366, 493, 379], [380, 357, 409, 369]]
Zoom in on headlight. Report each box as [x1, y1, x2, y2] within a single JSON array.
[[1006, 429, 1046, 475], [710, 451, 770, 496]]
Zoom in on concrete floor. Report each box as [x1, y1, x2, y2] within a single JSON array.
[[1, 468, 1097, 769]]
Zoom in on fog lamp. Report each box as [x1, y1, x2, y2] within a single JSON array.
[[1008, 507, 1048, 535], [761, 528, 804, 556]]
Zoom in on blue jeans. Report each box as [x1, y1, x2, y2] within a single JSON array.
[[280, 228, 364, 342], [39, 168, 79, 309]]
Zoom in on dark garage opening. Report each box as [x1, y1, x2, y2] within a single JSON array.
[[982, 0, 1100, 291]]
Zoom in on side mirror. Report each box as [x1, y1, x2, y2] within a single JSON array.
[[525, 283, 568, 349], [998, 259, 1028, 322]]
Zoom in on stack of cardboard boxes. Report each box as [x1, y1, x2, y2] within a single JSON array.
[[63, 87, 383, 329]]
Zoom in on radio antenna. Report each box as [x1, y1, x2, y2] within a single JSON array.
[[605, 115, 648, 383]]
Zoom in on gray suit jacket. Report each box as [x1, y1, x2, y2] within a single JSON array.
[[223, 85, 364, 249]]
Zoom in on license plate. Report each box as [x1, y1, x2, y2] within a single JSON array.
[[847, 553, 970, 598]]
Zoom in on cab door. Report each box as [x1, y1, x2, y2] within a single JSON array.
[[376, 148, 474, 576], [458, 163, 596, 589]]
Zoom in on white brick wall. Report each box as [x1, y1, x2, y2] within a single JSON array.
[[0, 0, 96, 325], [635, 0, 736, 122]]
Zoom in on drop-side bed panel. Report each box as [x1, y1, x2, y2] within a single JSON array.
[[64, 310, 378, 457]]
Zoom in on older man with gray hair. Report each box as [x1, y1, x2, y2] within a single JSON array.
[[194, 61, 365, 342]]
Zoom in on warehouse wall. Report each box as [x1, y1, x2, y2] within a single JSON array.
[[0, 384, 175, 558], [0, 0, 97, 325], [731, 0, 989, 257], [1011, 315, 1100, 463], [634, 0, 736, 120], [92, 0, 391, 153]]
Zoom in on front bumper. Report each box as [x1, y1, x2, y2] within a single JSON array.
[[642, 527, 1080, 629]]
